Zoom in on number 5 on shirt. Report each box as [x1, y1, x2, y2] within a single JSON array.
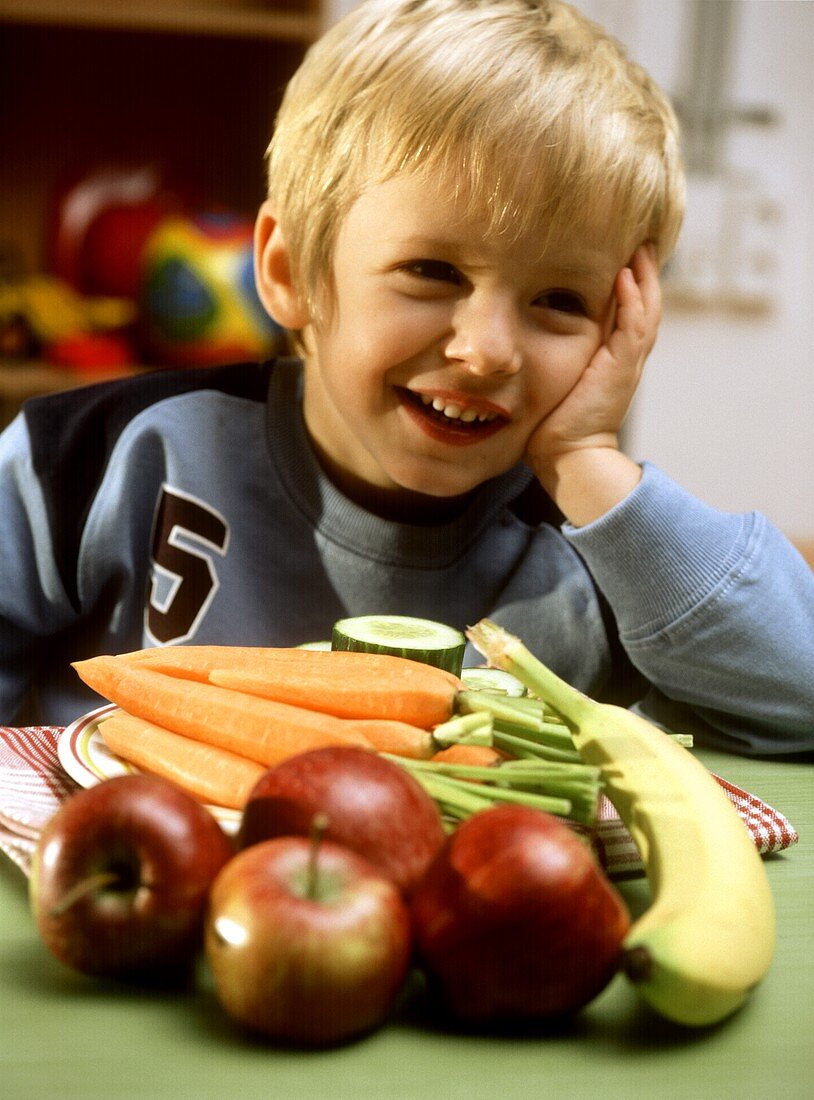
[[145, 485, 230, 645]]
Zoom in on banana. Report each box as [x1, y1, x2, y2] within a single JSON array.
[[466, 619, 775, 1027], [569, 704, 775, 1026]]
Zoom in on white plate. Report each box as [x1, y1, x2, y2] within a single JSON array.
[[58, 705, 241, 835]]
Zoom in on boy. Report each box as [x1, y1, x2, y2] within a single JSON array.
[[1, 0, 812, 756]]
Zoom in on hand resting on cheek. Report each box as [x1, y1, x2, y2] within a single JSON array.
[[524, 243, 662, 524]]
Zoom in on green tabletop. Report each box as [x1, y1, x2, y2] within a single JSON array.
[[2, 748, 812, 1100]]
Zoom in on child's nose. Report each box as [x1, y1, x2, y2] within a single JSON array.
[[445, 296, 523, 376]]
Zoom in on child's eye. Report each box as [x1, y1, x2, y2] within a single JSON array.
[[537, 290, 587, 315], [402, 260, 462, 284]]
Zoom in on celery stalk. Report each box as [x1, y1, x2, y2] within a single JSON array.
[[490, 728, 580, 765], [466, 619, 595, 726], [408, 769, 573, 819], [385, 753, 601, 826], [456, 690, 544, 731], [432, 711, 494, 747], [466, 619, 695, 750]]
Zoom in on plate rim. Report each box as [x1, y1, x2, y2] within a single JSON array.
[[57, 705, 241, 833], [58, 702, 120, 786]]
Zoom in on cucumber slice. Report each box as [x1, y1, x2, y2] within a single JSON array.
[[296, 640, 332, 651], [461, 667, 527, 697], [331, 614, 466, 675]]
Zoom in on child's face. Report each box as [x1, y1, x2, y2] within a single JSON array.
[[301, 171, 632, 512]]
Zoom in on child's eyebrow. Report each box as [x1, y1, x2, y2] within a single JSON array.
[[385, 234, 462, 250], [543, 255, 623, 285], [548, 269, 608, 290]]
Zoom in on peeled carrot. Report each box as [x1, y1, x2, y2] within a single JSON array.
[[73, 656, 374, 765], [123, 643, 461, 681], [120, 645, 461, 727], [350, 719, 435, 760], [431, 744, 504, 767], [121, 645, 306, 670], [99, 711, 264, 809], [206, 666, 456, 728]]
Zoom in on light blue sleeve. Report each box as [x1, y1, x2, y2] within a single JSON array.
[[563, 463, 814, 755], [0, 415, 78, 722]]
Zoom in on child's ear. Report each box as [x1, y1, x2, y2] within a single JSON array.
[[254, 201, 309, 329]]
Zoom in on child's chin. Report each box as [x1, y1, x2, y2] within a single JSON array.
[[386, 466, 498, 506]]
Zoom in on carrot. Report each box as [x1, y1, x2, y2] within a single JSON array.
[[99, 711, 264, 809], [121, 645, 306, 673], [72, 656, 374, 766], [206, 666, 456, 727], [123, 643, 461, 681], [431, 744, 504, 767], [119, 645, 461, 727], [350, 720, 435, 760]]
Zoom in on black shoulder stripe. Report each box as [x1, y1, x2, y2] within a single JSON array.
[[506, 471, 645, 705], [23, 359, 276, 610], [507, 473, 564, 529]]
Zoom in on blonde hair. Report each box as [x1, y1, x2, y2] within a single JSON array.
[[266, 0, 685, 325]]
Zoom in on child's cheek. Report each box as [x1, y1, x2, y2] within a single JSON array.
[[526, 338, 595, 408]]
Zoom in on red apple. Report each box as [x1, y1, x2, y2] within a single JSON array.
[[410, 804, 630, 1023], [30, 774, 233, 978], [205, 833, 412, 1044], [237, 747, 445, 895]]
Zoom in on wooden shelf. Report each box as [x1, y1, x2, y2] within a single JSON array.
[[0, 1, 324, 417], [0, 362, 147, 427], [793, 540, 814, 571], [0, 361, 143, 398], [0, 10, 315, 272], [0, 1, 321, 42]]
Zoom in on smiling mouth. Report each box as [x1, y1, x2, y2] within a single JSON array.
[[396, 387, 509, 443]]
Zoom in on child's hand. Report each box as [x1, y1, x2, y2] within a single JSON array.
[[526, 242, 661, 466], [524, 243, 661, 524]]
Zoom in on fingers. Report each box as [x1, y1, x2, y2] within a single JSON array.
[[612, 243, 661, 361], [630, 241, 663, 323]]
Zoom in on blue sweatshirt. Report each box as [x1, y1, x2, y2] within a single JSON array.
[[1, 358, 812, 755]]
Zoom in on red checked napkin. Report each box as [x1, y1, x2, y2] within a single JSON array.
[[590, 774, 800, 874], [0, 727, 79, 875], [0, 725, 799, 878]]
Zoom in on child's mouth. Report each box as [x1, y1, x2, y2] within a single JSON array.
[[397, 388, 509, 445]]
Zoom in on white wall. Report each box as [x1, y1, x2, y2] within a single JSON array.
[[571, 0, 814, 539], [323, 0, 359, 26], [324, 0, 813, 539]]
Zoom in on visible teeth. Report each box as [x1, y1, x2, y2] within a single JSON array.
[[417, 393, 498, 423]]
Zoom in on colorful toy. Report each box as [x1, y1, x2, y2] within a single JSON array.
[[51, 164, 184, 299], [138, 213, 283, 367], [47, 167, 283, 369], [0, 271, 137, 366]]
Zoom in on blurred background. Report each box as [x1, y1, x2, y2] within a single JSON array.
[[573, 0, 813, 562], [0, 0, 810, 559]]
